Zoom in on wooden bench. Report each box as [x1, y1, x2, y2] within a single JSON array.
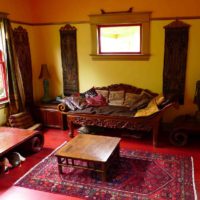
[[58, 84, 174, 147], [0, 127, 44, 157]]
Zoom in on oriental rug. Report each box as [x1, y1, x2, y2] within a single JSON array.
[[15, 144, 197, 200]]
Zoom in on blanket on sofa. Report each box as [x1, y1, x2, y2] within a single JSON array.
[[67, 105, 136, 117]]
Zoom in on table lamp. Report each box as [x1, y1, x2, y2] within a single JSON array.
[[39, 64, 51, 103]]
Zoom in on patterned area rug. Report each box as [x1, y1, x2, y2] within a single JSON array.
[[15, 144, 197, 200]]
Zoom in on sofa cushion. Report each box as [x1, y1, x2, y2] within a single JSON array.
[[82, 87, 98, 98], [95, 89, 109, 102], [86, 94, 107, 106], [62, 97, 77, 111], [108, 90, 125, 106], [8, 112, 42, 130], [129, 91, 153, 111], [123, 92, 141, 107], [67, 96, 88, 110], [155, 94, 165, 106]]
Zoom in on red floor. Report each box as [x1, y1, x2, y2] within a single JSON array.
[[0, 128, 200, 200]]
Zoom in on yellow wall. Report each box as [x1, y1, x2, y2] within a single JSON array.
[[11, 19, 200, 122], [0, 107, 8, 125], [1, 1, 200, 125]]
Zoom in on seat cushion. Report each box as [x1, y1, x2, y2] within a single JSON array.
[[8, 112, 36, 129]]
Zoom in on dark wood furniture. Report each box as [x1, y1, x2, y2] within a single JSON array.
[[0, 127, 44, 156], [55, 134, 121, 181], [170, 114, 200, 146], [58, 84, 174, 147], [36, 103, 66, 130]]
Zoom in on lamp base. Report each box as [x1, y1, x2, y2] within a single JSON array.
[[41, 96, 51, 103], [41, 79, 51, 103]]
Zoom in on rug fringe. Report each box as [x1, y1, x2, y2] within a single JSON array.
[[14, 141, 67, 185], [191, 156, 198, 200]]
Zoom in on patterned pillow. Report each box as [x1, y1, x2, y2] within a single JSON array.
[[63, 95, 87, 110], [155, 94, 165, 106], [134, 98, 159, 117], [62, 97, 77, 111], [69, 96, 88, 110], [123, 92, 141, 107], [108, 90, 125, 106], [86, 94, 107, 106], [129, 91, 153, 111], [95, 89, 109, 102], [83, 87, 98, 98]]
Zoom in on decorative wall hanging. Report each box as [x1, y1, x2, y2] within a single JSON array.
[[60, 24, 79, 96], [163, 20, 190, 104], [13, 26, 34, 109]]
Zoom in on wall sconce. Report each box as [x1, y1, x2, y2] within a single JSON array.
[[39, 64, 51, 103]]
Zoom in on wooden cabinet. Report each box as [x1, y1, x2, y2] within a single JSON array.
[[36, 103, 66, 130]]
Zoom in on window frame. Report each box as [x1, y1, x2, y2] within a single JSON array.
[[98, 24, 142, 55], [0, 59, 9, 104], [89, 12, 151, 60], [0, 16, 9, 105]]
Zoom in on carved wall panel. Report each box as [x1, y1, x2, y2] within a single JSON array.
[[163, 20, 190, 104], [60, 24, 79, 96]]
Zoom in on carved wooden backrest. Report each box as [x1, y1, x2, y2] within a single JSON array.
[[95, 83, 157, 96]]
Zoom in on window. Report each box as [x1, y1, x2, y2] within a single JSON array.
[[89, 12, 151, 60], [0, 21, 9, 104], [98, 24, 141, 54]]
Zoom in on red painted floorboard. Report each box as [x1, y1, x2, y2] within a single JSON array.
[[0, 128, 200, 199]]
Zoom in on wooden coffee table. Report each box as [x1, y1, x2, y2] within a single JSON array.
[[55, 134, 121, 181]]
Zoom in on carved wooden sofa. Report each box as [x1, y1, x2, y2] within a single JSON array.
[[58, 84, 174, 147]]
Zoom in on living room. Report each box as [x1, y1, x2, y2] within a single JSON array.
[[0, 0, 200, 199]]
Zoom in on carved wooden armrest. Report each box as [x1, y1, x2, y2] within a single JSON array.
[[57, 103, 69, 112]]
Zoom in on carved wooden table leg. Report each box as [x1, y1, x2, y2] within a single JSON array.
[[57, 157, 63, 174], [152, 122, 159, 147], [67, 117, 74, 138], [101, 163, 107, 181]]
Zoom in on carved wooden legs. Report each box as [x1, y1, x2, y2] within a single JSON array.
[[152, 117, 161, 147], [152, 125, 159, 147]]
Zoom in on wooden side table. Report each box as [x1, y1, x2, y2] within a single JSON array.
[[35, 103, 66, 130]]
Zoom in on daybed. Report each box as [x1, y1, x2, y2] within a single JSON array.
[[58, 84, 174, 147]]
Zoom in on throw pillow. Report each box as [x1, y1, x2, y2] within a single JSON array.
[[155, 94, 165, 106], [108, 90, 125, 106], [69, 96, 88, 110], [95, 89, 109, 102], [123, 92, 141, 107], [86, 94, 107, 106], [82, 87, 98, 98], [134, 98, 159, 117], [62, 97, 77, 111], [130, 91, 153, 111]]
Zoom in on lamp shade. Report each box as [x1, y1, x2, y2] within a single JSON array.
[[39, 64, 50, 79]]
